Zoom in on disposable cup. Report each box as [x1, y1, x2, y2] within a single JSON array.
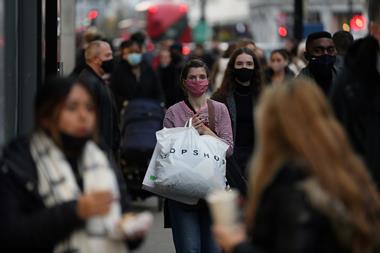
[[206, 189, 239, 227]]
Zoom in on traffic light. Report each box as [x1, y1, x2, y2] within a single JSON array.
[[278, 26, 288, 38], [350, 15, 366, 31], [87, 9, 99, 20]]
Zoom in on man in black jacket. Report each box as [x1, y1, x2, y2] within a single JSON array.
[[78, 40, 120, 154], [298, 31, 338, 95], [110, 39, 165, 112], [331, 0, 380, 189]]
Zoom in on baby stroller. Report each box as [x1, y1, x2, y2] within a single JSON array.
[[119, 98, 165, 210]]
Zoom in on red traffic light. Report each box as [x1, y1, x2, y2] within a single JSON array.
[[350, 15, 366, 31], [87, 9, 99, 20], [278, 26, 288, 37]]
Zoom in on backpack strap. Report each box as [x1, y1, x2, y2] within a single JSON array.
[[207, 99, 216, 132]]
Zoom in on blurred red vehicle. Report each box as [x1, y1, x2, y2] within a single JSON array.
[[145, 1, 192, 43]]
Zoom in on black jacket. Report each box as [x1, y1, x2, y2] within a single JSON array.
[[298, 65, 338, 95], [78, 65, 120, 153], [234, 163, 351, 253], [157, 63, 185, 108], [0, 136, 134, 253], [330, 36, 380, 188], [110, 60, 165, 112], [212, 86, 259, 196]]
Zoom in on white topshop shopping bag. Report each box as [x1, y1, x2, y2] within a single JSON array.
[[142, 119, 229, 205]]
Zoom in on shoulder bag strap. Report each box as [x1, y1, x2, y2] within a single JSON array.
[[207, 99, 216, 133]]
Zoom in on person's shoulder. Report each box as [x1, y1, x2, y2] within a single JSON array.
[[2, 135, 31, 158], [78, 66, 98, 83], [166, 101, 185, 113], [209, 99, 228, 111], [297, 66, 312, 78], [269, 162, 309, 189], [1, 135, 34, 173], [209, 99, 224, 106]]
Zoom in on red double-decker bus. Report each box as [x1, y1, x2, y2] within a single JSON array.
[[141, 1, 192, 43]]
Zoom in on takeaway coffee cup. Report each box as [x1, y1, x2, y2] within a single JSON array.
[[206, 189, 239, 227]]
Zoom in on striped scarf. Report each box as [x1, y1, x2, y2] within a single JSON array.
[[30, 131, 127, 253]]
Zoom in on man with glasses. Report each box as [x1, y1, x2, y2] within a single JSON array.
[[331, 0, 380, 189], [298, 31, 337, 95]]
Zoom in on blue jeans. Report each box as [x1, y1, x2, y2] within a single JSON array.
[[167, 199, 221, 253]]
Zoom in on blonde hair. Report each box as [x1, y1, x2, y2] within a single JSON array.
[[246, 78, 380, 253]]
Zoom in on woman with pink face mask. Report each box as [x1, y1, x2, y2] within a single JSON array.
[[264, 49, 295, 85], [163, 59, 233, 253]]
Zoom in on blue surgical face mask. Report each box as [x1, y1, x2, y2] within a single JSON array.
[[127, 53, 142, 66]]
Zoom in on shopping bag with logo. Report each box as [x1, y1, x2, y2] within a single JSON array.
[[142, 118, 229, 205]]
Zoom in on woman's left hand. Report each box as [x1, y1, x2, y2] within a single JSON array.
[[212, 224, 247, 253], [192, 113, 217, 137]]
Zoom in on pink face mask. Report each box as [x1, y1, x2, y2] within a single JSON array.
[[185, 79, 209, 97]]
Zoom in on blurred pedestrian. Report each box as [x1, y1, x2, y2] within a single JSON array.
[[163, 59, 233, 253], [213, 78, 380, 253], [332, 30, 354, 71], [110, 39, 165, 113], [170, 42, 185, 68], [78, 40, 120, 155], [264, 49, 295, 85], [285, 38, 307, 75], [116, 39, 134, 64], [212, 48, 263, 196], [156, 48, 185, 108], [70, 29, 102, 78], [210, 42, 237, 93], [0, 77, 147, 253], [331, 0, 380, 189], [298, 31, 338, 95], [236, 38, 256, 52], [189, 43, 217, 70]]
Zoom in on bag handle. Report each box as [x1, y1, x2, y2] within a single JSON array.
[[184, 117, 193, 128], [207, 99, 216, 132]]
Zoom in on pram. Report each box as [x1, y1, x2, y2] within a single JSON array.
[[119, 98, 165, 210]]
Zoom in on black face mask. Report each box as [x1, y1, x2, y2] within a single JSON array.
[[234, 68, 254, 83], [308, 54, 336, 69], [59, 132, 91, 155], [308, 54, 336, 92], [101, 59, 114, 74]]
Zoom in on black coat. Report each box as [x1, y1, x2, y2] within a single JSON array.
[[157, 64, 185, 108], [234, 163, 350, 253], [110, 60, 165, 112], [0, 136, 131, 253], [330, 36, 380, 189], [298, 65, 338, 95], [78, 65, 120, 153], [212, 86, 258, 196]]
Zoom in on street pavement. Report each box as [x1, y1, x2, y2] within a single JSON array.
[[131, 197, 176, 253]]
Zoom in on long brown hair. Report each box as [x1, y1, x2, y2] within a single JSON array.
[[246, 78, 380, 253], [212, 47, 263, 100]]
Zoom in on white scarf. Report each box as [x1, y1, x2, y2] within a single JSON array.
[[30, 132, 127, 253]]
